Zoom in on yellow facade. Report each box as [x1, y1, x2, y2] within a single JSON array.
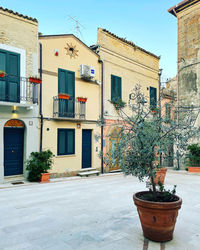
[[39, 35, 101, 176], [97, 28, 160, 119], [97, 28, 160, 171]]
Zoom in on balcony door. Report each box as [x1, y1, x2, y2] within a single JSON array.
[[0, 49, 20, 103], [58, 68, 75, 117]]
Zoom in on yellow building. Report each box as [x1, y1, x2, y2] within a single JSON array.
[[0, 7, 39, 183], [39, 34, 101, 177], [94, 28, 160, 172]]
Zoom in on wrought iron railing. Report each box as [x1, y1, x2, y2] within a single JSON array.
[[0, 75, 39, 104], [53, 96, 86, 119]]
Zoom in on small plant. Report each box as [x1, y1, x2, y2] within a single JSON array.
[[0, 70, 6, 77], [26, 150, 54, 182], [111, 98, 126, 110], [185, 144, 200, 166]]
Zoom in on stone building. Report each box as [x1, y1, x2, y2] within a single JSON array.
[[92, 28, 160, 172], [168, 0, 200, 109], [0, 7, 39, 183]]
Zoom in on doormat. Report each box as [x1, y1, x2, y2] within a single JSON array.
[[11, 182, 24, 185]]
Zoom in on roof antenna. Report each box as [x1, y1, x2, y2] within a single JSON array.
[[68, 16, 85, 40]]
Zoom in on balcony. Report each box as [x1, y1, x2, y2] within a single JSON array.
[[53, 96, 86, 120], [0, 75, 39, 106]]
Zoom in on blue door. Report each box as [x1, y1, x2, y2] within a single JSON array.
[[82, 130, 92, 169], [4, 128, 24, 176]]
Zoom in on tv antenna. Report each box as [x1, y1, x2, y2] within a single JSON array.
[[68, 16, 85, 40]]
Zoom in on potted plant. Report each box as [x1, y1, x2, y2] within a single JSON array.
[[77, 97, 87, 103], [104, 85, 200, 242], [185, 144, 200, 172], [29, 76, 42, 84], [26, 150, 54, 182], [58, 93, 70, 100], [110, 97, 126, 110], [0, 70, 6, 77]]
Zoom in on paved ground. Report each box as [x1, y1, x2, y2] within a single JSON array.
[[0, 171, 200, 250]]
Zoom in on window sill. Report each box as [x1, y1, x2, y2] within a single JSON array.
[[56, 154, 76, 158]]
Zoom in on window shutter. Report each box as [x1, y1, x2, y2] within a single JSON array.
[[67, 130, 75, 154], [111, 75, 122, 102], [58, 129, 75, 155], [150, 87, 157, 109], [58, 69, 66, 93], [58, 130, 66, 155]]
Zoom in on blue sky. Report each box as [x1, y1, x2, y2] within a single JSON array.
[[0, 0, 178, 80]]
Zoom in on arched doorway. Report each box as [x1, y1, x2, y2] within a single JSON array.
[[4, 119, 25, 176]]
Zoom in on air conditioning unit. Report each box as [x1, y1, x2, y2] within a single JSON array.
[[80, 64, 95, 79]]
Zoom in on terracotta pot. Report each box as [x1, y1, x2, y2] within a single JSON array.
[[133, 191, 182, 242], [29, 77, 42, 84], [58, 94, 70, 100], [188, 167, 200, 173], [40, 173, 50, 183], [153, 168, 167, 185], [77, 97, 87, 103]]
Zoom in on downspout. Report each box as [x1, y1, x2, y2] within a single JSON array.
[[39, 42, 43, 152], [98, 59, 104, 174]]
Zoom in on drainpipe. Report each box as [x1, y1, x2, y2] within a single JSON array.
[[158, 68, 162, 166], [98, 59, 104, 174], [39, 43, 43, 152]]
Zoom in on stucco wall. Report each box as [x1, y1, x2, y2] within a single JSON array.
[[0, 9, 39, 183], [97, 28, 160, 120], [39, 35, 101, 174]]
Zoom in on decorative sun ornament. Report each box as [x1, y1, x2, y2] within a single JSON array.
[[64, 43, 79, 59]]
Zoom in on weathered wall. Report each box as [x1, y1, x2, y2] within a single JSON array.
[[177, 2, 200, 107]]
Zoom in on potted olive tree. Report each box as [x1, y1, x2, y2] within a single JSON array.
[[26, 150, 54, 182], [104, 85, 200, 242]]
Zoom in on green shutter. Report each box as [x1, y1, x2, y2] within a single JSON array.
[[58, 129, 75, 155], [0, 80, 6, 101], [58, 69, 66, 93], [58, 130, 66, 155], [111, 75, 122, 102], [150, 87, 157, 110], [67, 130, 74, 154], [0, 51, 6, 72]]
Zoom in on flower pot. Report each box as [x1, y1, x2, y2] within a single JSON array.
[[133, 191, 182, 242], [188, 167, 200, 173], [29, 77, 42, 84], [154, 168, 167, 185], [58, 94, 70, 100], [0, 73, 5, 77], [40, 173, 50, 183], [77, 97, 87, 103]]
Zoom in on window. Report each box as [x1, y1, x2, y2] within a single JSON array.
[[57, 129, 75, 155], [0, 49, 20, 102], [58, 68, 75, 117], [150, 87, 157, 110], [111, 75, 122, 102], [165, 103, 171, 121]]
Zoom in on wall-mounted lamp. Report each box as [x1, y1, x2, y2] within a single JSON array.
[[77, 123, 81, 129], [12, 106, 17, 113]]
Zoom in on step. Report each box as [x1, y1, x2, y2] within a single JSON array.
[[78, 170, 100, 177], [79, 168, 97, 172]]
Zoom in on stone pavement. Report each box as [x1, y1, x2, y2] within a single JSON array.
[[0, 171, 200, 250]]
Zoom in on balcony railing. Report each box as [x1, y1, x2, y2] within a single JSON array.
[[53, 96, 86, 120], [0, 75, 39, 104]]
